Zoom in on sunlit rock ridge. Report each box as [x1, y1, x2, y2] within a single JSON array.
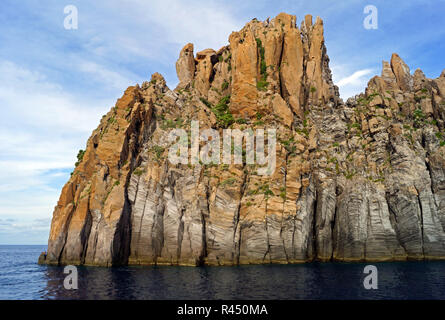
[[40, 13, 445, 266]]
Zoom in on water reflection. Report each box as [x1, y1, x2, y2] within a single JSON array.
[[37, 261, 445, 300]]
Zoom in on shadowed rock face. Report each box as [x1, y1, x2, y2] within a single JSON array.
[[41, 13, 445, 267]]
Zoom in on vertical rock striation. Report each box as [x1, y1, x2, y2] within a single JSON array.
[[41, 13, 445, 266]]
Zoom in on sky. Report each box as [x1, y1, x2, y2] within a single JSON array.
[[0, 0, 444, 244]]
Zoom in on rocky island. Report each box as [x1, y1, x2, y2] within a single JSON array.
[[39, 13, 445, 267]]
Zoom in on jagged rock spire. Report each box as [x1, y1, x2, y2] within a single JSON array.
[[391, 53, 413, 91], [174, 13, 339, 120], [175, 43, 195, 89]]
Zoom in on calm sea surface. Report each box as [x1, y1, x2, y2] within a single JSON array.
[[1, 245, 445, 300]]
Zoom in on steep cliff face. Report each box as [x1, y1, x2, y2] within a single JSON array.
[[41, 13, 445, 266]]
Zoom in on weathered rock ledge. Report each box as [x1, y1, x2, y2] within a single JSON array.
[[40, 13, 445, 267]]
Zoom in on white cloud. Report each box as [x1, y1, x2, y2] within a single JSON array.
[[0, 60, 120, 241], [136, 0, 242, 50], [0, 217, 51, 244], [80, 0, 243, 65], [336, 69, 373, 87], [332, 66, 375, 99], [0, 60, 112, 132], [77, 60, 137, 90]]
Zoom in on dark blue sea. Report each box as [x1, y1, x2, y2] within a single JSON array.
[[1, 245, 445, 300]]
